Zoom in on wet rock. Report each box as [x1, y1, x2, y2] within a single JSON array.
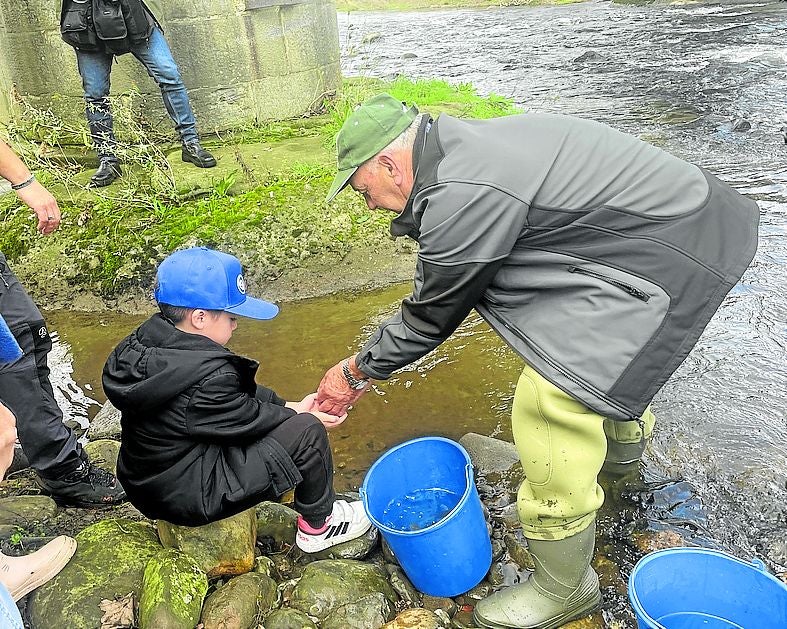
[[29, 519, 162, 629], [297, 524, 379, 561], [385, 564, 421, 606], [88, 400, 122, 440], [731, 118, 751, 132], [138, 548, 207, 629], [158, 508, 256, 578], [361, 32, 383, 44], [401, 52, 417, 59], [84, 438, 121, 475], [290, 559, 397, 620], [503, 531, 534, 571], [321, 591, 395, 628], [573, 50, 602, 63], [200, 572, 277, 629], [0, 495, 57, 526], [631, 528, 689, 554], [491, 502, 520, 529], [256, 501, 298, 548], [253, 554, 279, 580], [459, 433, 519, 476], [263, 607, 318, 628], [422, 594, 457, 617], [383, 607, 443, 628]]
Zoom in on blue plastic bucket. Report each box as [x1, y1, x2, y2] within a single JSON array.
[[629, 547, 787, 629], [360, 436, 492, 597]]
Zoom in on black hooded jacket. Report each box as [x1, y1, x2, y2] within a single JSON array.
[[102, 314, 302, 525]]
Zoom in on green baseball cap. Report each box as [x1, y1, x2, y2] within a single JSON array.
[[325, 93, 419, 202]]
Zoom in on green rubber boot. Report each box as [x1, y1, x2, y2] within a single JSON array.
[[473, 522, 600, 629], [602, 408, 655, 475]]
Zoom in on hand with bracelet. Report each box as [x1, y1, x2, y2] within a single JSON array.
[[316, 354, 371, 416], [0, 140, 61, 235]]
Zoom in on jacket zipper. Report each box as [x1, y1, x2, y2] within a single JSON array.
[[567, 266, 651, 302]]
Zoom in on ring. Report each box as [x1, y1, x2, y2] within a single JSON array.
[[47, 216, 54, 220]]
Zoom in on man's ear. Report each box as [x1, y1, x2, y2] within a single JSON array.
[[378, 153, 403, 185]]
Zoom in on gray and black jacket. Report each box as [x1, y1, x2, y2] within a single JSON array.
[[355, 113, 759, 421]]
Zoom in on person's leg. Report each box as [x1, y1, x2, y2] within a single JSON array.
[[474, 363, 604, 629], [75, 49, 122, 186], [603, 407, 656, 474], [130, 28, 216, 167], [266, 413, 336, 526], [0, 582, 23, 629], [0, 254, 82, 478]]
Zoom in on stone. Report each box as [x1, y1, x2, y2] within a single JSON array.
[[382, 607, 443, 628], [256, 501, 299, 548], [0, 495, 57, 526], [422, 594, 457, 617], [157, 508, 256, 578], [84, 438, 121, 475], [385, 565, 420, 606], [28, 519, 162, 629], [263, 607, 318, 629], [253, 555, 279, 580], [459, 433, 520, 476], [138, 548, 207, 629], [88, 400, 122, 440], [200, 572, 277, 629], [290, 559, 397, 620], [321, 591, 394, 629]]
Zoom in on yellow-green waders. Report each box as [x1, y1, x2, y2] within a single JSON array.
[[474, 363, 655, 629]]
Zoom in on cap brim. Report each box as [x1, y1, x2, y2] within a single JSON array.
[[225, 297, 279, 320], [325, 166, 358, 203]]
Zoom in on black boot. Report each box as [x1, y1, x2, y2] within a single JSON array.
[[90, 157, 122, 188], [181, 141, 217, 168], [36, 460, 126, 508]]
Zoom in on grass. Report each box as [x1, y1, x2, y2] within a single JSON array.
[[0, 76, 520, 302]]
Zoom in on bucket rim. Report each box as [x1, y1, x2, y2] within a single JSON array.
[[627, 546, 787, 627], [360, 436, 475, 537]]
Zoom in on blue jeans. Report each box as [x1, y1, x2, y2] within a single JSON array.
[[0, 583, 23, 629], [76, 28, 199, 158]]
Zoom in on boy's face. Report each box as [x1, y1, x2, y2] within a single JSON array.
[[200, 311, 238, 346]]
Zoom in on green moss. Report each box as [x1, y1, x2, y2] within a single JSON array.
[[1, 77, 521, 305], [139, 549, 207, 628]]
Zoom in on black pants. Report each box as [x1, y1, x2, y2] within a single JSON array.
[[268, 413, 336, 528], [0, 253, 82, 478]]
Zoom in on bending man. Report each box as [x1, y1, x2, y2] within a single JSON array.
[[316, 94, 759, 629]]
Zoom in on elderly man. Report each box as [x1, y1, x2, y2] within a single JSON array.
[[0, 139, 126, 507], [316, 93, 759, 628]]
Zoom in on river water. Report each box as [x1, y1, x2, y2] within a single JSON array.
[[43, 0, 786, 623]]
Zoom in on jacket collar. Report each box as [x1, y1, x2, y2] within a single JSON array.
[[391, 114, 435, 240]]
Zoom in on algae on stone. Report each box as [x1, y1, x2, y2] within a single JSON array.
[[139, 548, 207, 629], [200, 572, 277, 629], [29, 519, 162, 629]]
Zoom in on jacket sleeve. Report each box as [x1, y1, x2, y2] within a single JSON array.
[[356, 181, 528, 380], [185, 372, 296, 444], [254, 384, 288, 406]]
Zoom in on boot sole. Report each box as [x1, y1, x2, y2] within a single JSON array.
[[473, 591, 602, 629], [9, 537, 77, 602], [181, 154, 217, 168]]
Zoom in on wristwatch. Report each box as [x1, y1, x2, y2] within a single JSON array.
[[342, 359, 369, 390]]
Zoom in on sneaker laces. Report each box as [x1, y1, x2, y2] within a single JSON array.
[[84, 464, 116, 488]]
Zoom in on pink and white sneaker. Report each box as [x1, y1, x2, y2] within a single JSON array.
[[296, 500, 373, 553]]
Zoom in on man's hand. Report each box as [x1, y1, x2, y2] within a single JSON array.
[[17, 181, 61, 235], [286, 393, 348, 429], [0, 402, 18, 479], [316, 356, 370, 416]]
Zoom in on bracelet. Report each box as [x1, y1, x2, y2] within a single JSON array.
[[342, 359, 369, 390], [10, 174, 35, 191]]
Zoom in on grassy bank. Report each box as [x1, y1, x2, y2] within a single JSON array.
[[0, 77, 519, 311]]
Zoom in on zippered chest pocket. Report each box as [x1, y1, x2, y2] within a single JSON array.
[[568, 266, 651, 302]]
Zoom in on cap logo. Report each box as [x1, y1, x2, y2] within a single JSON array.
[[236, 274, 246, 295]]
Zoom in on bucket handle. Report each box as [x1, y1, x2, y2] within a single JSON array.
[[751, 557, 767, 573]]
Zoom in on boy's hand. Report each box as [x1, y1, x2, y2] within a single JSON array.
[[0, 402, 17, 478], [286, 393, 347, 429], [316, 357, 369, 416], [311, 410, 347, 430], [17, 181, 61, 235]]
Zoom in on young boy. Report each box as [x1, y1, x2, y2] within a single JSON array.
[[102, 247, 371, 552]]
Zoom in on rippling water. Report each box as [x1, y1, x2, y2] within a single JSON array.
[[40, 1, 787, 618]]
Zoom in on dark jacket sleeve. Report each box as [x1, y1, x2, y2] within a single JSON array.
[[255, 384, 288, 406], [356, 181, 528, 379], [185, 372, 296, 444]]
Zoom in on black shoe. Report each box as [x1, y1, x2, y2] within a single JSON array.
[[89, 158, 122, 187], [5, 446, 29, 476], [36, 461, 126, 508], [181, 142, 216, 168]]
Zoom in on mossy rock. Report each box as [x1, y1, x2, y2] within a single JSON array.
[[290, 559, 397, 620], [28, 518, 162, 629], [200, 572, 277, 629], [256, 501, 298, 548], [321, 591, 395, 628], [157, 507, 256, 578], [138, 548, 207, 629], [264, 607, 318, 629], [0, 495, 57, 526], [84, 438, 121, 475]]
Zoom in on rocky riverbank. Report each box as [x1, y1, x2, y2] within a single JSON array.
[[2, 400, 749, 629]]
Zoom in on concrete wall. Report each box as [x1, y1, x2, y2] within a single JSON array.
[[0, 0, 341, 136]]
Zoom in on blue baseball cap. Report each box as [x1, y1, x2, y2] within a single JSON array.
[[155, 247, 279, 320]]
